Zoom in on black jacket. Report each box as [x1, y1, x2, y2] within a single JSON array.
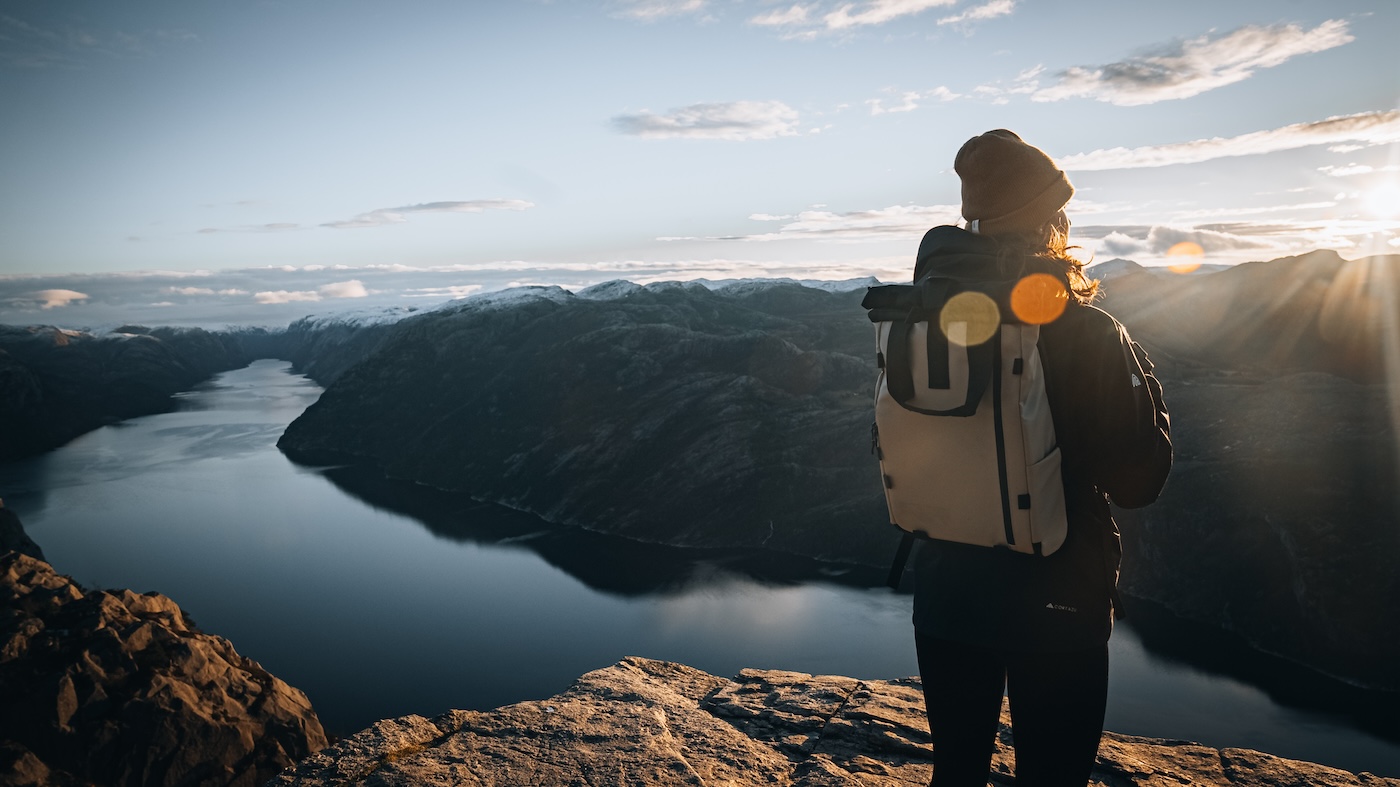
[[908, 226, 1172, 652]]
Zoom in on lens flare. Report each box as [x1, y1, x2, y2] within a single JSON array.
[[1166, 241, 1205, 274], [940, 291, 1000, 347], [1011, 273, 1068, 325]]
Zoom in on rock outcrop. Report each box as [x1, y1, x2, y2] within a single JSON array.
[[270, 656, 1399, 786], [0, 508, 327, 786]]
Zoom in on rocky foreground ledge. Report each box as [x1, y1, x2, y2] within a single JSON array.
[[272, 656, 1397, 787], [0, 506, 327, 787]]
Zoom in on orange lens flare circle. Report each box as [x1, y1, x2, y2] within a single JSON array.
[[1166, 241, 1205, 274], [1010, 273, 1068, 325], [939, 291, 1000, 347]]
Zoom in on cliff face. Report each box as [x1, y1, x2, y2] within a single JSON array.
[[0, 324, 257, 462], [1114, 373, 1400, 689], [1093, 254, 1400, 689], [270, 656, 1399, 786], [0, 509, 327, 786]]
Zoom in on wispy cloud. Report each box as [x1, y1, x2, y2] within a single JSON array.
[[252, 279, 370, 304], [1094, 225, 1283, 258], [749, 0, 1009, 36], [164, 286, 249, 296], [322, 200, 533, 230], [196, 223, 300, 234], [1033, 20, 1353, 106], [402, 285, 486, 300], [612, 101, 800, 140], [612, 0, 707, 20], [937, 0, 1014, 26], [1061, 111, 1400, 171], [1319, 163, 1400, 178], [969, 65, 1042, 105], [866, 86, 959, 115], [823, 0, 958, 29], [750, 4, 812, 27], [662, 203, 962, 241]]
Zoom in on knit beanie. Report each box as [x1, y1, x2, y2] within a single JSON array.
[[954, 129, 1073, 236]]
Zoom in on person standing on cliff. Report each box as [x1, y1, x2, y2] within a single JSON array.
[[910, 130, 1173, 786]]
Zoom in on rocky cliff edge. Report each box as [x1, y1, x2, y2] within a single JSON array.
[[0, 505, 327, 786], [270, 656, 1397, 787]]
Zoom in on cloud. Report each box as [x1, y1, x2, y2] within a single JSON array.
[[867, 91, 920, 116], [663, 203, 962, 242], [252, 290, 321, 305], [1034, 20, 1353, 106], [823, 0, 958, 30], [317, 280, 369, 299], [1061, 111, 1400, 171], [1099, 232, 1147, 257], [612, 0, 706, 20], [937, 0, 1014, 26], [30, 289, 90, 309], [253, 279, 370, 304], [195, 222, 299, 234], [750, 4, 812, 26], [1143, 226, 1278, 254], [969, 65, 1043, 104], [402, 285, 486, 300], [750, 0, 1005, 35], [322, 199, 534, 230], [1091, 226, 1282, 258], [1319, 163, 1400, 178], [612, 101, 800, 140], [867, 85, 960, 115]]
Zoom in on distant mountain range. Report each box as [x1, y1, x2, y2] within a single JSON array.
[[0, 324, 271, 461]]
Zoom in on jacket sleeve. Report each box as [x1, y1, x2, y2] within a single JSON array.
[[1084, 318, 1172, 508]]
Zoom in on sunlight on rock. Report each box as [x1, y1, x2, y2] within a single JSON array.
[[1011, 273, 1069, 325], [940, 291, 1000, 347], [1166, 241, 1205, 274]]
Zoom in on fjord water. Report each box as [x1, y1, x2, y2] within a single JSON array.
[[2, 360, 1396, 777]]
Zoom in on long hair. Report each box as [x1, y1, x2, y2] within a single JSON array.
[[993, 220, 1100, 305]]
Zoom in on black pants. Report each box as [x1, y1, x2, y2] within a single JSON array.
[[915, 630, 1109, 787]]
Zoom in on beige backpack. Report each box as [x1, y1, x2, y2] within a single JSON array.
[[863, 279, 1068, 585]]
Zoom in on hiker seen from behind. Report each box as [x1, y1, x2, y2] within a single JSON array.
[[862, 129, 1172, 787]]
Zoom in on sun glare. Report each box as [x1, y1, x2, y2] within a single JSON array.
[[1362, 181, 1400, 218]]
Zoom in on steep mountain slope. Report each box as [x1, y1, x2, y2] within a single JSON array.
[[280, 281, 896, 566], [0, 325, 258, 461]]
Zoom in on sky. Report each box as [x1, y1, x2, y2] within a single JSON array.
[[1, 0, 1398, 326]]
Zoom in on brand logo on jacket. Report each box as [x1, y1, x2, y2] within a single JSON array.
[[1131, 373, 1142, 388], [1045, 602, 1078, 613]]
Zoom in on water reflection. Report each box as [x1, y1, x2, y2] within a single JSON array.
[[1116, 597, 1399, 744], [319, 463, 1400, 749], [317, 464, 885, 597]]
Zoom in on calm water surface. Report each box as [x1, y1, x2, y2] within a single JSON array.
[[1, 360, 1396, 776]]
